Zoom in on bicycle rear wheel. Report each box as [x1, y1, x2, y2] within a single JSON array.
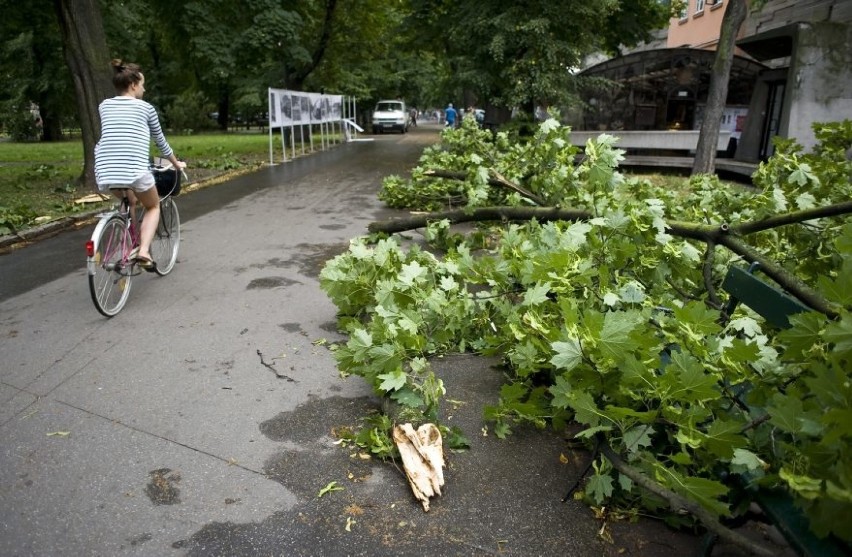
[[151, 197, 180, 276], [88, 215, 132, 316]]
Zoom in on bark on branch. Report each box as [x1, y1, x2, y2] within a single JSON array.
[[599, 442, 774, 557], [422, 169, 546, 206], [730, 200, 852, 236], [369, 200, 852, 318], [716, 235, 840, 318], [368, 206, 591, 234]]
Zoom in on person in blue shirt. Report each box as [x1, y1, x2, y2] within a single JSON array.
[[444, 103, 457, 128]]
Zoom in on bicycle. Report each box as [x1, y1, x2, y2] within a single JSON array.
[[86, 162, 185, 317]]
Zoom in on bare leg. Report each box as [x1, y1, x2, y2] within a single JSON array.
[[134, 187, 160, 261], [111, 190, 140, 245]]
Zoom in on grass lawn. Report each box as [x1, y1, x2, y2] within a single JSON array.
[[1, 131, 743, 236], [0, 131, 307, 234]]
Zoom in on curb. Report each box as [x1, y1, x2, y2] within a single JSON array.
[[0, 213, 100, 253], [0, 164, 266, 254]]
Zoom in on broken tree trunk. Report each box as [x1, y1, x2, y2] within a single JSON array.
[[393, 423, 445, 511]]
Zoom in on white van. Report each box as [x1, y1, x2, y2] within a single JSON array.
[[372, 100, 408, 134]]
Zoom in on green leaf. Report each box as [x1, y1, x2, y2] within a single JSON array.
[[391, 388, 424, 408], [777, 312, 824, 358], [523, 282, 552, 306], [824, 313, 852, 359], [398, 261, 427, 287], [550, 338, 583, 371], [767, 394, 804, 434], [731, 449, 764, 474], [500, 382, 529, 403], [575, 425, 613, 439], [622, 426, 653, 459], [665, 351, 719, 403], [702, 420, 747, 459], [586, 472, 614, 504], [368, 343, 399, 371], [673, 301, 722, 336], [818, 275, 852, 306], [655, 466, 730, 517], [597, 310, 644, 362], [493, 421, 511, 439], [565, 391, 605, 427], [563, 222, 592, 250], [728, 317, 761, 338], [318, 481, 344, 498], [377, 370, 407, 392], [787, 163, 815, 187], [439, 275, 459, 291], [618, 281, 646, 304], [349, 242, 372, 260], [779, 468, 822, 500], [822, 408, 852, 443], [549, 374, 572, 410]]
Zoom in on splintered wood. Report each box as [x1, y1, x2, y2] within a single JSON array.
[[392, 423, 445, 511]]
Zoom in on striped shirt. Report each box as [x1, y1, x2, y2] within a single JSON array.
[[94, 96, 173, 186]]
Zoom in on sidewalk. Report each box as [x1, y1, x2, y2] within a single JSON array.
[[0, 128, 785, 556]]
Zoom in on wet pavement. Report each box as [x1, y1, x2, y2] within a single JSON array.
[[1, 124, 763, 556]]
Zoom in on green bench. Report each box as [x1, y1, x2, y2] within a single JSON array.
[[709, 264, 848, 557]]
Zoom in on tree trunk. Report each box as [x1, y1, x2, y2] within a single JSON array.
[[39, 107, 63, 142], [287, 0, 338, 90], [53, 0, 113, 190], [217, 87, 230, 130], [692, 0, 748, 175]]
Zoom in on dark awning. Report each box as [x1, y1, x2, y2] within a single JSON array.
[[579, 47, 767, 86], [736, 24, 797, 61]]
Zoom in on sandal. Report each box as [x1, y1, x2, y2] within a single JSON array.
[[135, 255, 156, 271]]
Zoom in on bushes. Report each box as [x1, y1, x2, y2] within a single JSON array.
[[164, 91, 216, 134], [1, 101, 41, 141]]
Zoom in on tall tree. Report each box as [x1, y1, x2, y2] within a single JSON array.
[[692, 0, 748, 175], [0, 0, 75, 141], [284, 0, 339, 90], [406, 0, 673, 116], [53, 0, 113, 189]]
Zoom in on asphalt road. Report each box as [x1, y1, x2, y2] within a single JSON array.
[[1, 124, 720, 556]]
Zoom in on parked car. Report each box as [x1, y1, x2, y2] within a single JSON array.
[[372, 100, 408, 134]]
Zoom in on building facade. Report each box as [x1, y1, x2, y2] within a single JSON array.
[[576, 0, 852, 162]]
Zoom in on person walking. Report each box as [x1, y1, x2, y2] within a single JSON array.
[[409, 107, 418, 127], [94, 59, 185, 270], [444, 103, 457, 128]]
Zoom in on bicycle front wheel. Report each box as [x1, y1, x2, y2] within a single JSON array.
[[88, 215, 132, 316], [151, 198, 180, 276]]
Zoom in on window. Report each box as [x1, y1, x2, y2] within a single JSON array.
[[679, 0, 689, 20], [710, 0, 724, 9], [696, 0, 706, 13]]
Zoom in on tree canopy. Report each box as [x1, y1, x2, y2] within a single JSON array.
[[1, 0, 679, 188]]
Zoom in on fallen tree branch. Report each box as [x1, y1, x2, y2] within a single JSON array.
[[715, 234, 840, 318], [703, 241, 721, 309], [368, 206, 591, 234], [490, 170, 546, 206], [422, 169, 546, 206], [731, 200, 852, 236], [599, 442, 774, 557], [370, 200, 852, 318], [393, 423, 445, 511]]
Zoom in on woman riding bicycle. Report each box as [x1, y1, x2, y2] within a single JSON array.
[[94, 59, 185, 270]]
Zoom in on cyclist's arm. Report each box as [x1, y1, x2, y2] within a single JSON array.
[[146, 103, 184, 170]]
